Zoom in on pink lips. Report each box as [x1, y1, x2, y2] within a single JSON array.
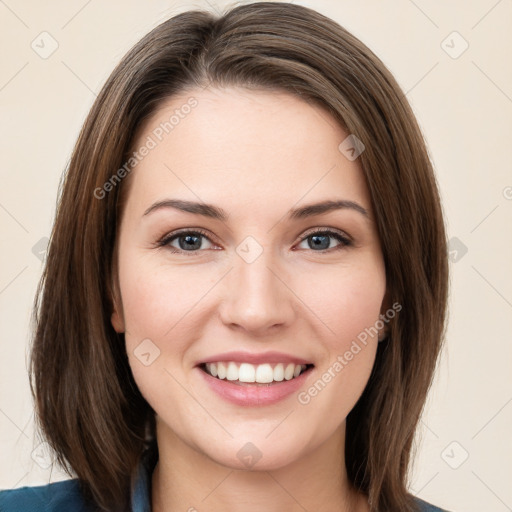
[[197, 366, 313, 406], [196, 350, 313, 366], [195, 354, 314, 406]]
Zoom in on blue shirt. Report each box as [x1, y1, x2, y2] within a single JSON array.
[[0, 449, 450, 511]]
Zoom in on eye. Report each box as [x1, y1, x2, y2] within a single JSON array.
[[157, 229, 216, 255], [295, 228, 351, 252], [156, 227, 352, 256]]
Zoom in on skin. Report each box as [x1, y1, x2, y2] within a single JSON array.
[[111, 87, 387, 512]]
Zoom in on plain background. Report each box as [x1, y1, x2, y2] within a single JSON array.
[[1, 1, 511, 511]]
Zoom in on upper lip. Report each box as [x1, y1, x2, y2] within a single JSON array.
[[196, 350, 313, 366]]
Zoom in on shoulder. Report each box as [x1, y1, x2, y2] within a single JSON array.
[[413, 495, 452, 512], [0, 478, 93, 511]]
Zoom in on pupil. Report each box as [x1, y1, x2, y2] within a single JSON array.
[[180, 234, 201, 250], [177, 234, 331, 251], [310, 234, 329, 250]]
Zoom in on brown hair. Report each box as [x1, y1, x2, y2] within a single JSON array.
[[30, 2, 448, 511]]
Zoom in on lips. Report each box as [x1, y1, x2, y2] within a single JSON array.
[[194, 350, 315, 405], [196, 350, 313, 366]]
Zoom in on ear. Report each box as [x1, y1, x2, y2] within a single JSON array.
[[378, 289, 391, 341], [110, 247, 125, 333], [380, 288, 391, 315], [111, 300, 125, 333]]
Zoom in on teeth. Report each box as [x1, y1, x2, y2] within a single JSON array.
[[204, 362, 308, 383], [239, 362, 256, 382], [284, 363, 295, 381], [255, 363, 274, 383], [226, 362, 238, 381], [217, 362, 226, 380], [273, 363, 284, 382]]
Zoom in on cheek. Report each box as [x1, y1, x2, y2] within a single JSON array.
[[119, 255, 207, 342], [292, 262, 384, 413], [295, 259, 386, 345], [118, 260, 202, 411], [117, 255, 198, 381], [117, 253, 232, 394]]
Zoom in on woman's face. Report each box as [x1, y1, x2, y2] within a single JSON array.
[[112, 87, 387, 470]]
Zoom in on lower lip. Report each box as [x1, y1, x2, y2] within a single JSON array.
[[196, 365, 314, 406]]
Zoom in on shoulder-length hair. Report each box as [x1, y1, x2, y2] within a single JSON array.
[[30, 2, 448, 511]]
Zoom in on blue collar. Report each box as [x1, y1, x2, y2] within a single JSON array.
[[131, 443, 158, 512]]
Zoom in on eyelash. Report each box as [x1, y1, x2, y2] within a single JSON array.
[[155, 227, 352, 256]]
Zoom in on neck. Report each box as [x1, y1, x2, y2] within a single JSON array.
[[151, 419, 368, 512]]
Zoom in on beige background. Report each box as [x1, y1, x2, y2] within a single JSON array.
[[1, 1, 511, 511]]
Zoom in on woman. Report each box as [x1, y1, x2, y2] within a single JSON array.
[[0, 2, 450, 511]]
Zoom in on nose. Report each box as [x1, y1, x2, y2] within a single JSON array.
[[218, 248, 295, 334]]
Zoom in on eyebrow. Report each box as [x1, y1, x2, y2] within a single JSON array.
[[143, 198, 369, 221]]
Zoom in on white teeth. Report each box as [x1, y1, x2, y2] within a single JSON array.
[[273, 363, 284, 382], [284, 363, 295, 380], [226, 362, 238, 381], [204, 361, 308, 383], [217, 362, 227, 380], [239, 363, 255, 382], [255, 363, 274, 383]]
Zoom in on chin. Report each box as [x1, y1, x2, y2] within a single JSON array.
[[192, 430, 311, 472]]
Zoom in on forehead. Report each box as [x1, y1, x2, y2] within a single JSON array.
[[125, 86, 371, 218]]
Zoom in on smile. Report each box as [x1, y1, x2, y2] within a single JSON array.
[[201, 361, 312, 384], [196, 362, 315, 406]]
